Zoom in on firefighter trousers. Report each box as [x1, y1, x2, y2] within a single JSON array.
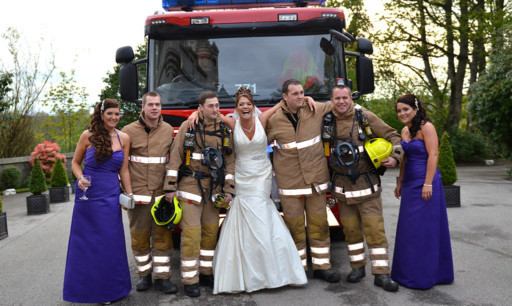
[[127, 196, 173, 280], [280, 191, 331, 271], [179, 195, 219, 285], [338, 196, 390, 275]]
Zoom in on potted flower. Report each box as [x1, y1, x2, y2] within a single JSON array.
[[30, 141, 67, 183], [49, 158, 70, 203], [438, 131, 460, 207], [26, 158, 50, 215], [0, 196, 8, 240]]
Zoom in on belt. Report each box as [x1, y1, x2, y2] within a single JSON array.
[[130, 155, 168, 164]]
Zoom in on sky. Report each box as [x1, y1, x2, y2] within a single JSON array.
[[0, 0, 383, 109]]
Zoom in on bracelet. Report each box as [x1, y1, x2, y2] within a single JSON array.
[[423, 184, 432, 187], [127, 193, 133, 196]]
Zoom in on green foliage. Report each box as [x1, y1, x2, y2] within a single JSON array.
[[1, 167, 21, 189], [359, 96, 402, 133], [438, 132, 457, 186], [0, 196, 3, 213], [448, 127, 489, 163], [0, 72, 12, 113], [39, 71, 90, 153], [506, 168, 512, 179], [100, 43, 146, 129], [468, 26, 512, 154], [50, 158, 68, 187], [29, 158, 48, 195]]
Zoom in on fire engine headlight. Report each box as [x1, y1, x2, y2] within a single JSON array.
[[326, 197, 337, 208]]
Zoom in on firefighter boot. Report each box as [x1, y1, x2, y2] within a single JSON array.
[[154, 279, 178, 294], [199, 274, 214, 288], [313, 269, 341, 283], [184, 283, 201, 297], [374, 274, 399, 292], [136, 274, 152, 291], [347, 267, 366, 283]]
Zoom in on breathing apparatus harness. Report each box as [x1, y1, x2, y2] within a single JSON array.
[[322, 105, 383, 191], [179, 117, 232, 204]]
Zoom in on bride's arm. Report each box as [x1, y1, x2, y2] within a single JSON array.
[[258, 103, 281, 130]]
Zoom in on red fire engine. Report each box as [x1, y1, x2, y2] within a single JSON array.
[[115, 0, 375, 238]]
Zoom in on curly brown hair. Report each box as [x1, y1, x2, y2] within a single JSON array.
[[235, 87, 254, 105], [89, 99, 120, 163], [396, 94, 431, 138]]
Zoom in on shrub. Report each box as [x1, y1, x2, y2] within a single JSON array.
[[438, 131, 458, 185], [448, 127, 489, 162], [30, 141, 67, 182], [1, 167, 21, 189], [50, 158, 69, 187], [29, 158, 48, 195]]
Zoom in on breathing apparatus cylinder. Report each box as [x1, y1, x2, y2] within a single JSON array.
[[220, 121, 232, 155], [322, 113, 335, 157], [184, 129, 196, 165]]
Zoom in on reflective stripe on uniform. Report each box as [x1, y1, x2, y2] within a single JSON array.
[[137, 262, 152, 272], [274, 135, 321, 150], [200, 249, 215, 257], [310, 246, 329, 255], [167, 170, 178, 177], [153, 266, 170, 273], [133, 194, 152, 203], [279, 187, 313, 196], [334, 184, 380, 198], [191, 153, 204, 160], [182, 270, 198, 278], [181, 260, 198, 267], [298, 248, 306, 257], [200, 260, 212, 268], [315, 182, 330, 193], [302, 259, 307, 266], [135, 254, 151, 263], [312, 257, 330, 265], [347, 242, 364, 251], [130, 155, 168, 164], [370, 248, 388, 255], [371, 260, 389, 267], [349, 253, 366, 262], [176, 191, 203, 203], [153, 256, 170, 263], [225, 174, 234, 181]]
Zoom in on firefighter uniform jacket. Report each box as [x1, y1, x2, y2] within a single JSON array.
[[164, 116, 235, 202], [329, 104, 403, 204], [122, 115, 174, 204], [266, 100, 333, 196]]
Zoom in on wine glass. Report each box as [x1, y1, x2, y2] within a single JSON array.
[[79, 175, 92, 200]]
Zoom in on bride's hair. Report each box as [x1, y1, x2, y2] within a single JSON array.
[[235, 87, 254, 106]]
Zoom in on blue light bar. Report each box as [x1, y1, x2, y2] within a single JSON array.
[[162, 0, 326, 10]]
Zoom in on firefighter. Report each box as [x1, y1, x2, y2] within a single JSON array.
[[164, 91, 235, 298], [121, 91, 177, 294], [266, 79, 340, 283], [326, 85, 403, 292]]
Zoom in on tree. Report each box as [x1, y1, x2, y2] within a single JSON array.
[[468, 25, 512, 155], [0, 27, 56, 158], [40, 71, 90, 152], [0, 72, 12, 113], [100, 43, 147, 129]]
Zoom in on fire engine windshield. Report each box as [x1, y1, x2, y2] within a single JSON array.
[[149, 34, 345, 108]]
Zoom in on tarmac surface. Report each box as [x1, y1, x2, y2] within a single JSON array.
[[1, 161, 511, 305]]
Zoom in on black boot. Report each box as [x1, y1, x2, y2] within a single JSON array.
[[347, 267, 366, 283], [136, 274, 152, 292], [154, 279, 178, 294], [313, 269, 341, 283], [199, 274, 214, 288], [374, 274, 399, 292], [184, 283, 201, 297]]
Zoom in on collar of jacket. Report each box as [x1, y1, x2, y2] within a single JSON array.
[[332, 102, 355, 119], [197, 111, 221, 128], [138, 112, 163, 134]]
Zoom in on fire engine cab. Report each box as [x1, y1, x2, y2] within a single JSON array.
[[115, 0, 375, 236]]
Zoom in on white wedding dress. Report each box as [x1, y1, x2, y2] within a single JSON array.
[[212, 118, 307, 294]]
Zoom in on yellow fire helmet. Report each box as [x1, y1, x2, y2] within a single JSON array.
[[151, 195, 182, 226], [365, 138, 393, 169]]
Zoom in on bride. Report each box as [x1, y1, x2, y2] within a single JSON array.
[[189, 87, 314, 293]]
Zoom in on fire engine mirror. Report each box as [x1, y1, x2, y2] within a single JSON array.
[[116, 46, 135, 64], [329, 29, 352, 44], [119, 62, 139, 102], [356, 56, 375, 95], [356, 38, 373, 55], [320, 38, 335, 56]]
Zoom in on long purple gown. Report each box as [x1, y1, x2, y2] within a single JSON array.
[[63, 135, 131, 303], [391, 139, 454, 289]]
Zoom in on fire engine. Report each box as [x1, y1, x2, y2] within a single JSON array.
[[115, 0, 375, 238]]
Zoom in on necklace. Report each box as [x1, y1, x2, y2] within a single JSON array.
[[241, 118, 255, 133]]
